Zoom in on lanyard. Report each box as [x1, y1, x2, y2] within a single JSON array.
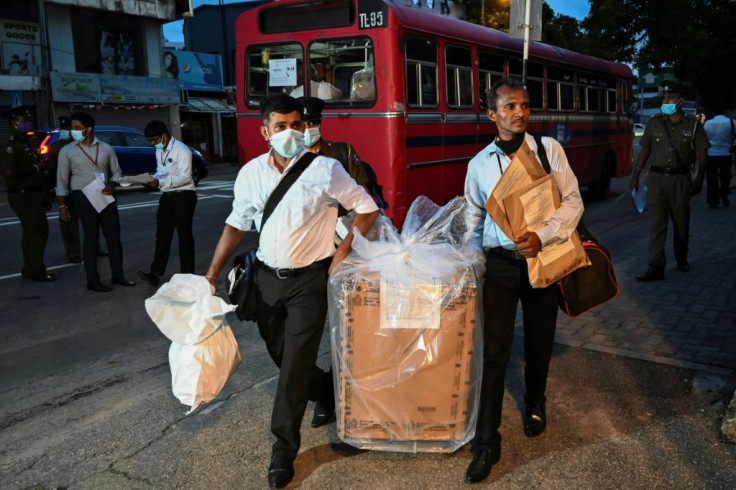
[[494, 153, 504, 174], [160, 141, 172, 166], [78, 143, 99, 167]]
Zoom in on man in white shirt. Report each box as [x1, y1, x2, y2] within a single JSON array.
[[57, 112, 136, 292], [703, 109, 734, 208], [205, 95, 378, 489], [137, 120, 197, 287], [463, 78, 583, 484]]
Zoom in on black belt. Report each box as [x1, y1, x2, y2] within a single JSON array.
[[162, 189, 196, 195], [484, 247, 525, 261], [8, 186, 46, 194], [649, 166, 690, 176], [260, 257, 331, 279]]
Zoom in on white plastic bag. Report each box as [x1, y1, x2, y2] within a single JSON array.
[[145, 274, 242, 412], [632, 174, 647, 214]]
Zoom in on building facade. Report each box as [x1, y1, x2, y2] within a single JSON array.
[[0, 0, 190, 139]]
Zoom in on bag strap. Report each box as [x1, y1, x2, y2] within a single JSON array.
[[660, 118, 688, 167], [730, 117, 735, 153], [260, 151, 317, 232], [533, 134, 551, 174], [533, 134, 594, 242]]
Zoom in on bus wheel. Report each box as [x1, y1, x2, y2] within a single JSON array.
[[588, 155, 614, 200]]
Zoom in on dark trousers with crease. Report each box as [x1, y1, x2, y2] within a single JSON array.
[[149, 191, 197, 276], [471, 251, 559, 453], [706, 155, 732, 206], [254, 264, 333, 460], [71, 191, 125, 283], [645, 172, 691, 269]]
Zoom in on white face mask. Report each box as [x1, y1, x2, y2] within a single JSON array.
[[268, 128, 305, 158], [303, 127, 321, 147]]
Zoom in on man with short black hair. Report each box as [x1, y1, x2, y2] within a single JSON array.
[[703, 108, 734, 208], [630, 81, 709, 280], [57, 112, 136, 292], [137, 120, 197, 287], [463, 78, 583, 484], [204, 94, 378, 489], [0, 106, 56, 282]]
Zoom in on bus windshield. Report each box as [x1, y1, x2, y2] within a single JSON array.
[[245, 37, 376, 109]]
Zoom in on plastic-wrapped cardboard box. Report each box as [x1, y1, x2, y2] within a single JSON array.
[[337, 275, 476, 447], [328, 196, 484, 453]]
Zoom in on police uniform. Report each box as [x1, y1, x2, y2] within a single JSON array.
[[641, 112, 710, 271], [48, 135, 81, 261], [0, 134, 52, 279]]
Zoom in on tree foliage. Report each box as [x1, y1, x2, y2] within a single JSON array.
[[463, 0, 510, 31], [540, 2, 583, 49]]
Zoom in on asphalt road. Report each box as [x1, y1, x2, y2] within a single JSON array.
[[1, 160, 734, 489]]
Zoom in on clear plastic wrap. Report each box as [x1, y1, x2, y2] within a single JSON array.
[[328, 196, 485, 452]]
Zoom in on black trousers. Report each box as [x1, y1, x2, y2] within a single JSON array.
[[471, 251, 559, 453], [59, 200, 81, 259], [8, 191, 49, 278], [71, 191, 125, 283], [254, 264, 333, 459], [149, 191, 197, 276], [706, 155, 732, 206]]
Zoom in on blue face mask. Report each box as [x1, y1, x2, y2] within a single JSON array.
[[269, 128, 305, 158], [59, 129, 71, 141], [71, 129, 85, 142], [661, 103, 677, 115], [154, 142, 165, 150]]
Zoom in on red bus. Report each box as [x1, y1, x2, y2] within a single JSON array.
[[235, 0, 634, 225]]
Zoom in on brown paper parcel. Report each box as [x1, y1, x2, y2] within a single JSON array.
[[503, 174, 590, 288], [485, 140, 548, 240]]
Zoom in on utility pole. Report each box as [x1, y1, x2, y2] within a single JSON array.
[[218, 0, 230, 86], [521, 0, 531, 87], [36, 0, 52, 128]]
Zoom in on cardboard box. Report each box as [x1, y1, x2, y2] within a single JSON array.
[[336, 273, 477, 445]]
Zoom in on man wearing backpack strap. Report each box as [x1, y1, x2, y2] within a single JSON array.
[[297, 96, 387, 210]]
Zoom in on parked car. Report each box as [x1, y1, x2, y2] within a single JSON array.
[[38, 126, 209, 184]]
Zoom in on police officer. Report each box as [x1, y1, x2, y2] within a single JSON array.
[[47, 116, 82, 263], [0, 106, 56, 282], [630, 81, 709, 281]]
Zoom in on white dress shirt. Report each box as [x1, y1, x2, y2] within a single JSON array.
[[464, 133, 583, 250], [226, 148, 378, 269], [154, 138, 195, 192], [56, 138, 122, 196], [703, 115, 735, 157]]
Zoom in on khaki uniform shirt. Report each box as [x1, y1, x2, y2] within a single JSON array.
[[641, 113, 710, 169]]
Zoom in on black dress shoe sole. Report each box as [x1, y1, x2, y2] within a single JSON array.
[[465, 449, 501, 484], [137, 270, 160, 286], [310, 411, 336, 428], [112, 278, 137, 286]]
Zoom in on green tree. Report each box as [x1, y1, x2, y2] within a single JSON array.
[[540, 2, 583, 50], [463, 0, 510, 31]]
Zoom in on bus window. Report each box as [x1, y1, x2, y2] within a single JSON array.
[[245, 43, 302, 109], [620, 80, 629, 114], [309, 37, 375, 105], [509, 57, 543, 109], [601, 77, 616, 113], [445, 45, 473, 108], [406, 38, 438, 107], [578, 74, 600, 112], [478, 52, 504, 108], [547, 66, 574, 111]]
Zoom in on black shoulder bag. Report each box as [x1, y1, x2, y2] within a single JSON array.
[[534, 135, 619, 317], [227, 152, 317, 321]]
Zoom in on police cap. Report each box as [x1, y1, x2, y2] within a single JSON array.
[[58, 115, 71, 128], [296, 96, 325, 122], [659, 80, 684, 95], [3, 105, 33, 122]]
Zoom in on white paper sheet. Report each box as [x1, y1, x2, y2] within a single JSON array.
[[82, 177, 115, 213], [119, 172, 153, 187]]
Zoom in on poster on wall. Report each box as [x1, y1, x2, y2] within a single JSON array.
[[166, 51, 224, 91], [100, 29, 137, 75], [1, 42, 41, 75]]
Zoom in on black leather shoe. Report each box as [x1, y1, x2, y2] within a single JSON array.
[[96, 249, 109, 257], [137, 270, 160, 287], [310, 402, 336, 428], [465, 448, 501, 484], [68, 256, 82, 264], [87, 281, 112, 293], [676, 261, 690, 272], [268, 455, 294, 489], [635, 268, 664, 282], [112, 277, 136, 287], [523, 403, 547, 437], [26, 272, 57, 282]]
